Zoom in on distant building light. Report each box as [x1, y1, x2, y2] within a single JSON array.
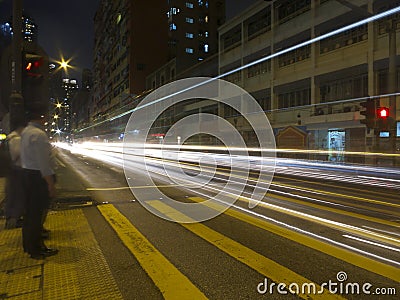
[[186, 17, 194, 24], [185, 48, 194, 54], [186, 2, 194, 8], [170, 23, 177, 31], [204, 44, 209, 52], [186, 32, 194, 38]]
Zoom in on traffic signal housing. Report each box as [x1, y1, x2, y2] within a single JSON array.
[[24, 54, 44, 78], [22, 51, 49, 104], [360, 98, 377, 129], [377, 107, 391, 131]]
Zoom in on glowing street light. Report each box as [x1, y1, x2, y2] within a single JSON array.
[[53, 55, 75, 75], [60, 59, 69, 70], [53, 114, 59, 119]]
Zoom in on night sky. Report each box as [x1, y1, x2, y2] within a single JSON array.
[[0, 0, 258, 82]]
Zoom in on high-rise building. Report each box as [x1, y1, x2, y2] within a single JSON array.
[[167, 0, 225, 72], [146, 0, 225, 90], [92, 0, 169, 123]]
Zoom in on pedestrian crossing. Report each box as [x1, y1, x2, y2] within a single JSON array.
[[97, 200, 399, 299]]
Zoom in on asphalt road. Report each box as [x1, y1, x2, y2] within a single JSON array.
[[55, 148, 400, 299]]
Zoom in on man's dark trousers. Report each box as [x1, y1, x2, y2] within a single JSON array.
[[22, 169, 49, 255]]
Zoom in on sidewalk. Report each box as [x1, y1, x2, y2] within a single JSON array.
[[0, 167, 123, 299]]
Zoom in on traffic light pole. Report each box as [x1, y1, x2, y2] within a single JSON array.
[[9, 0, 24, 132], [387, 20, 397, 165]]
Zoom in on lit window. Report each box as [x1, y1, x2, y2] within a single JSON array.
[[205, 31, 209, 37], [171, 7, 180, 14], [169, 23, 177, 31], [186, 2, 194, 8], [186, 48, 194, 54], [186, 32, 194, 38], [204, 44, 209, 53], [198, 0, 203, 6], [186, 17, 194, 23], [205, 16, 208, 23]]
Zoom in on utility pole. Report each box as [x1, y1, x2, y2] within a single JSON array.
[[9, 0, 24, 132]]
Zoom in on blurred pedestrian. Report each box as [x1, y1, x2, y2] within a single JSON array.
[[21, 102, 58, 259], [4, 120, 26, 229]]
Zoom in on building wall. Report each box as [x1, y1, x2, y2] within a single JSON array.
[[218, 0, 400, 153]]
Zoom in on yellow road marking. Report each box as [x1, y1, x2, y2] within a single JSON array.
[[188, 197, 400, 282], [148, 200, 344, 300], [87, 184, 197, 191], [97, 204, 207, 300]]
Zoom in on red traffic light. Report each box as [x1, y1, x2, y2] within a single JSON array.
[[24, 53, 44, 78], [377, 107, 389, 119]]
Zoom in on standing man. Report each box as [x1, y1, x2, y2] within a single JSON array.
[[21, 102, 58, 259]]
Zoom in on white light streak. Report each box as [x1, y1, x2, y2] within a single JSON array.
[[343, 235, 400, 253]]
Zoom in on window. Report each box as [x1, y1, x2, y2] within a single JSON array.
[[198, 0, 203, 6], [186, 32, 194, 38], [205, 31, 209, 38], [186, 2, 194, 8], [245, 8, 271, 39], [221, 25, 241, 50], [186, 47, 194, 54], [186, 17, 194, 23], [204, 44, 209, 53]]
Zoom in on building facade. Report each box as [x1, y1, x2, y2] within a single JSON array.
[[146, 0, 225, 90], [218, 0, 400, 158], [92, 0, 169, 124], [167, 0, 225, 72]]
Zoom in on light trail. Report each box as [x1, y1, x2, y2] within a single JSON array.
[[55, 142, 400, 190], [343, 235, 400, 253]]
